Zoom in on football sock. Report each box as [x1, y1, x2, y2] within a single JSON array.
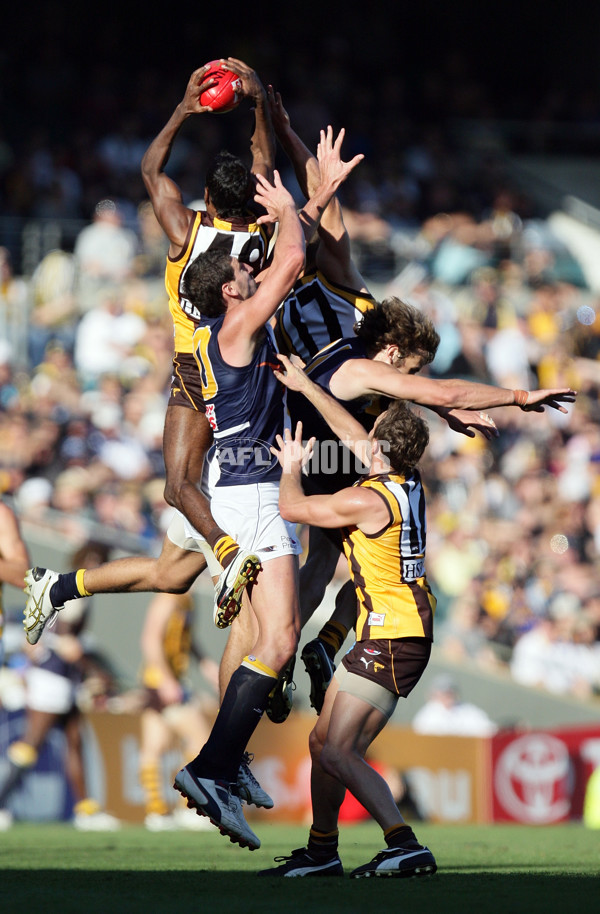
[[73, 798, 101, 816], [140, 763, 169, 816], [318, 621, 348, 659], [206, 528, 239, 569], [384, 823, 421, 848], [50, 570, 91, 606], [0, 742, 38, 805], [189, 659, 277, 782], [308, 826, 339, 859]]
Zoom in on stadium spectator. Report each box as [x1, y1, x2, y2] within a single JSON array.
[[412, 674, 498, 737]]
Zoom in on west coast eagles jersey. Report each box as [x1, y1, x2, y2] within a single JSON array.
[[286, 336, 389, 493], [343, 472, 436, 642], [165, 210, 270, 354], [275, 269, 375, 362], [192, 316, 283, 486]]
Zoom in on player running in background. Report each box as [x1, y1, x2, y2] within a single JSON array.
[[2, 536, 120, 831], [137, 590, 272, 830], [0, 500, 29, 671]]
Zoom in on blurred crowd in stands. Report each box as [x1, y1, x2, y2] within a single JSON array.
[[1, 31, 600, 708]]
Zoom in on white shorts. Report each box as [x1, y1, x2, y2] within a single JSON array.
[[166, 511, 221, 577], [26, 666, 75, 715], [206, 481, 301, 563]]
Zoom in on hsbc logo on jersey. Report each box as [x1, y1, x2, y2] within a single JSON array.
[[402, 558, 425, 581], [216, 437, 278, 478]]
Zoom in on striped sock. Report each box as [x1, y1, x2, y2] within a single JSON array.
[[384, 823, 421, 848], [213, 535, 239, 569], [308, 826, 339, 859], [318, 621, 348, 659], [140, 763, 169, 816]]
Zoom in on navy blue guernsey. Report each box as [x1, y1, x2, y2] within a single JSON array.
[[286, 337, 389, 494], [192, 317, 283, 486]]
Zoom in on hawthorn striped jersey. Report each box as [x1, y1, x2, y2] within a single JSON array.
[[165, 210, 270, 354], [343, 472, 436, 641], [142, 593, 193, 688], [275, 269, 375, 363], [192, 317, 283, 486]]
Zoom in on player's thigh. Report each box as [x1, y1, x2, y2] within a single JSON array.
[[155, 519, 208, 590], [250, 554, 300, 641], [140, 708, 174, 756], [163, 404, 212, 483]]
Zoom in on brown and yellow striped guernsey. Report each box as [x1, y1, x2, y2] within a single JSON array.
[[342, 471, 436, 642]]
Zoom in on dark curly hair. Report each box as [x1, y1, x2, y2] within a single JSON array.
[[354, 297, 440, 364], [375, 400, 430, 476], [205, 151, 252, 218], [182, 249, 234, 317]]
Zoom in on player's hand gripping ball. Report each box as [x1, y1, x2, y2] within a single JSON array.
[[200, 61, 242, 113]]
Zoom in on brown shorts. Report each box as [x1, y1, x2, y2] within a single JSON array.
[[169, 352, 205, 411], [143, 686, 190, 713], [341, 636, 431, 699]]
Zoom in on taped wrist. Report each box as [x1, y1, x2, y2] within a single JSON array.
[[513, 389, 529, 408]]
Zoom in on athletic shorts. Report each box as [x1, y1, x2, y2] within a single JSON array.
[[169, 352, 205, 411], [143, 685, 191, 713], [340, 637, 431, 711], [26, 665, 76, 715], [166, 511, 221, 577], [202, 481, 301, 563]]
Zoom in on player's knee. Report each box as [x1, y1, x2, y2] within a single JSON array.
[[308, 725, 325, 762], [163, 474, 183, 511], [265, 629, 299, 673], [319, 741, 344, 779]]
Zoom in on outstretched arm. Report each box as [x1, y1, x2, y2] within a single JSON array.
[[140, 65, 215, 253], [331, 358, 577, 414], [274, 353, 371, 465], [294, 126, 364, 247], [224, 58, 275, 180], [222, 128, 364, 353], [272, 424, 386, 529], [268, 87, 367, 289], [0, 503, 30, 588]]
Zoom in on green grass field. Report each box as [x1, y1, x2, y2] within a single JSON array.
[[2, 821, 599, 914]]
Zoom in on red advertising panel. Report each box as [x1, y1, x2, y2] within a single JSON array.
[[491, 726, 600, 823]]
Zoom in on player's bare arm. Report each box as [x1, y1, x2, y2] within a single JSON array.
[[140, 65, 215, 252], [0, 503, 30, 588], [222, 127, 363, 352], [274, 353, 372, 465], [272, 425, 386, 531], [268, 87, 320, 204], [268, 88, 366, 288], [296, 126, 364, 244], [330, 358, 577, 413], [224, 58, 275, 180], [219, 171, 305, 361]]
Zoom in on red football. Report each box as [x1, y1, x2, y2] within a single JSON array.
[[200, 61, 242, 113]]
